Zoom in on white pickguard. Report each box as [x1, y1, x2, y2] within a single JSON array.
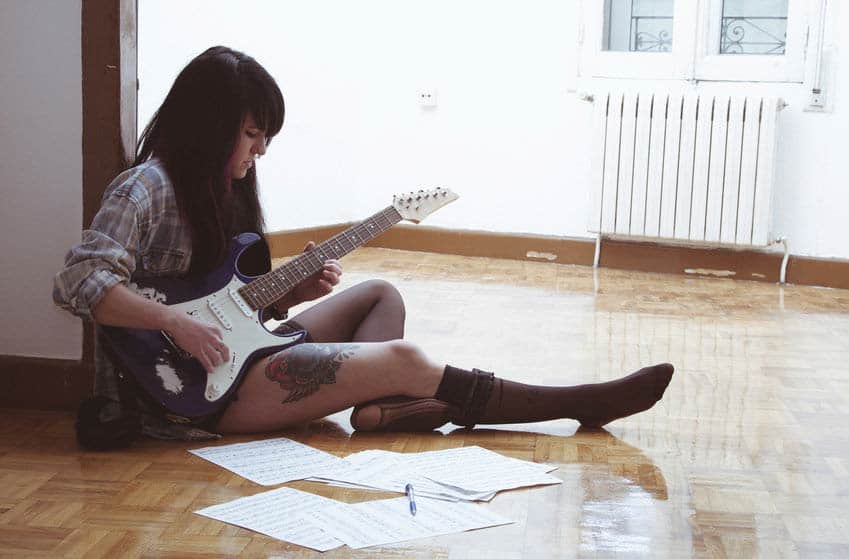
[[166, 276, 303, 402]]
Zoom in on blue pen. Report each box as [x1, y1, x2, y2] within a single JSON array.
[[405, 483, 417, 516]]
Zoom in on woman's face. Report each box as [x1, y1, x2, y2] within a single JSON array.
[[229, 114, 267, 180]]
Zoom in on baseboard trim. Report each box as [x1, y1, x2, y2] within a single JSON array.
[[0, 355, 93, 411], [268, 224, 849, 290]]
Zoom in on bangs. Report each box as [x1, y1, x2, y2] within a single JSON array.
[[244, 71, 285, 141]]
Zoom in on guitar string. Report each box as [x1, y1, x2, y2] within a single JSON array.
[[238, 206, 403, 310]]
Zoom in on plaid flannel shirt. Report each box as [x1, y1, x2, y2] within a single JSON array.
[[53, 159, 221, 441], [53, 159, 192, 319]]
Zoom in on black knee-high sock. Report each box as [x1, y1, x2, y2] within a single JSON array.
[[435, 364, 674, 428]]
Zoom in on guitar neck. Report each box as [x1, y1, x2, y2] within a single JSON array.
[[238, 205, 403, 310]]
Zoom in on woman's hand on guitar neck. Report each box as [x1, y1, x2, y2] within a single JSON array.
[[290, 241, 343, 305], [163, 310, 230, 375]]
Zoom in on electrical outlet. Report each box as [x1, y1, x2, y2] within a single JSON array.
[[809, 89, 825, 108], [418, 89, 437, 107]]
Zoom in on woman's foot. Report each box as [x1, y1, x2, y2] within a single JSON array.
[[571, 363, 674, 428]]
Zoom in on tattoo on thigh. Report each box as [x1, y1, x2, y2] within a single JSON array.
[[265, 344, 359, 404]]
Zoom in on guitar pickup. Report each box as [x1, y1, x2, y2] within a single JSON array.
[[207, 299, 233, 330], [228, 288, 254, 317]]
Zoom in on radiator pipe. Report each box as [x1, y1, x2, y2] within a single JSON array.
[[778, 237, 790, 285], [593, 233, 602, 268]]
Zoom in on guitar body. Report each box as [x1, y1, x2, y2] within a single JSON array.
[[102, 232, 306, 419]]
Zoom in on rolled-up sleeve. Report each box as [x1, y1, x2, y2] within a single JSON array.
[[53, 187, 146, 320]]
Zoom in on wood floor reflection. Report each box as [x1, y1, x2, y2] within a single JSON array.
[[3, 248, 849, 557]]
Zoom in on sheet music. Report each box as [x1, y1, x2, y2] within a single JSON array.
[[401, 446, 561, 493], [190, 437, 344, 485], [195, 487, 343, 552], [310, 449, 496, 501], [189, 440, 557, 550], [310, 446, 559, 498], [302, 496, 513, 549]]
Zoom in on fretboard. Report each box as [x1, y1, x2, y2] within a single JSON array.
[[238, 205, 403, 310]]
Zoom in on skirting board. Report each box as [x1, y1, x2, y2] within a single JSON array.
[[0, 357, 93, 411], [268, 223, 849, 290]]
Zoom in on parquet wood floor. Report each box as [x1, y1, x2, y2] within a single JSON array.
[[3, 248, 849, 558]]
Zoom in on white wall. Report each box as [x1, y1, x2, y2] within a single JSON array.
[[139, 0, 849, 260], [771, 2, 849, 259], [138, 0, 587, 237], [0, 1, 83, 359]]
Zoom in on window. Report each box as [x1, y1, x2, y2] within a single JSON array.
[[603, 0, 675, 53], [717, 0, 789, 55], [580, 0, 816, 82]]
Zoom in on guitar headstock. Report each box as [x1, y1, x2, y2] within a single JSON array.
[[392, 187, 459, 223]]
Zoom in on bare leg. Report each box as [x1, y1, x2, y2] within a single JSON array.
[[218, 343, 673, 433], [218, 280, 414, 432], [217, 340, 443, 433], [290, 279, 405, 343], [218, 280, 673, 434]]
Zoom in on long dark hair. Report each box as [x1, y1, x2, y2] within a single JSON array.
[[135, 46, 285, 275]]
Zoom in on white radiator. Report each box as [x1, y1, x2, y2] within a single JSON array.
[[588, 91, 784, 248]]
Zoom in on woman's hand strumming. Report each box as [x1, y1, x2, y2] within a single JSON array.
[[92, 284, 229, 375], [164, 310, 230, 375]]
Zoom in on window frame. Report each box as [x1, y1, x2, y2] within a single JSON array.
[[578, 0, 817, 83], [694, 0, 810, 82], [580, 0, 697, 80]]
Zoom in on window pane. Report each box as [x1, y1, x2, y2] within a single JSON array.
[[721, 0, 788, 55], [604, 0, 674, 53]]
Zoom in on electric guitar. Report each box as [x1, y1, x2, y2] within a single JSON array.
[[101, 188, 458, 418]]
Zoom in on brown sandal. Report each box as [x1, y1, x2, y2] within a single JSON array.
[[350, 396, 458, 432]]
